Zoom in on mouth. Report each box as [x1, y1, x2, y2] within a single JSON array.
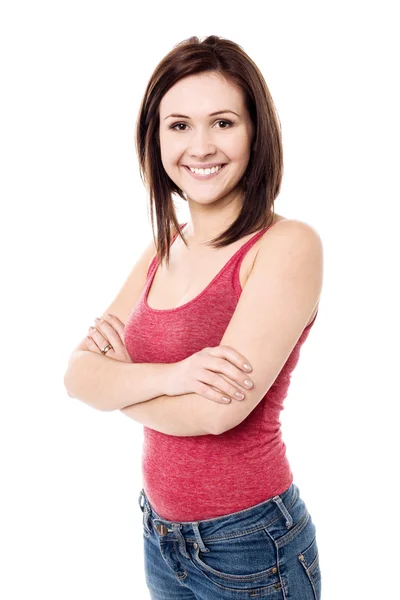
[[183, 163, 228, 180]]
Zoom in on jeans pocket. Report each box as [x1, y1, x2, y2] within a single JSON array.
[[189, 527, 283, 596], [298, 536, 322, 600]]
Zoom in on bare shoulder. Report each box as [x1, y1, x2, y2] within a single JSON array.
[[262, 218, 323, 264], [260, 216, 323, 274], [257, 218, 323, 322], [268, 217, 322, 243]]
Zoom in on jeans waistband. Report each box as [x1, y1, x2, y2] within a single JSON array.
[[138, 483, 298, 548]]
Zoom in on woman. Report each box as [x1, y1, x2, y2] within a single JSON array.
[[65, 35, 323, 599]]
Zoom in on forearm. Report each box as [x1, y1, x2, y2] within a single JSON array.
[[64, 351, 170, 412], [119, 392, 220, 436]]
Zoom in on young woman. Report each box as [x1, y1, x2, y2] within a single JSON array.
[[65, 35, 323, 599]]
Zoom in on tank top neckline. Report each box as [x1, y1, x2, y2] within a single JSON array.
[[143, 222, 275, 314]]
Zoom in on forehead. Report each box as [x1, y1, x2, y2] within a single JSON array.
[[159, 72, 244, 116]]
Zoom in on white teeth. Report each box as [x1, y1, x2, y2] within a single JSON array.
[[189, 164, 223, 175]]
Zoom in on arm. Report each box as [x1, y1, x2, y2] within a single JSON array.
[[119, 392, 219, 437], [210, 220, 323, 434], [119, 221, 322, 437], [64, 350, 171, 412]]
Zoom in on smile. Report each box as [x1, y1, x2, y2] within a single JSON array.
[[184, 164, 227, 180]]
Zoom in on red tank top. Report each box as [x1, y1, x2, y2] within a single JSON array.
[[124, 221, 318, 521]]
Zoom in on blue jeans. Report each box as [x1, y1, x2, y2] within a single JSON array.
[[138, 482, 321, 599]]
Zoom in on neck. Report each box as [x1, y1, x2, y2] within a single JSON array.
[[183, 194, 243, 247]]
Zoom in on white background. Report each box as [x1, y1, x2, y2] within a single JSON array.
[[1, 1, 399, 598]]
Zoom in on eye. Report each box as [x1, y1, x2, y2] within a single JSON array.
[[169, 119, 234, 132], [169, 122, 189, 131], [215, 119, 233, 129]]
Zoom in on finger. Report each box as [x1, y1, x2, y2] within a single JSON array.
[[209, 345, 253, 372], [199, 369, 246, 401], [89, 326, 112, 352], [204, 356, 253, 391], [86, 335, 101, 353], [102, 314, 125, 341], [194, 380, 232, 404], [94, 318, 124, 348]]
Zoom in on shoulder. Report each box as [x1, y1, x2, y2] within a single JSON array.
[[253, 217, 323, 294], [260, 217, 323, 260], [267, 217, 322, 241]]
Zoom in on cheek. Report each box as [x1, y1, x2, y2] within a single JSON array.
[[160, 136, 183, 166], [221, 131, 251, 159]]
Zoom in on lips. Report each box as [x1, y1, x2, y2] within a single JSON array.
[[183, 164, 227, 180], [185, 163, 227, 170]]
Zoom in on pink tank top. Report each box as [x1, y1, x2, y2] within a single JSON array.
[[124, 222, 318, 521]]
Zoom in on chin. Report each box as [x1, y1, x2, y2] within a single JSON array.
[[186, 193, 227, 204]]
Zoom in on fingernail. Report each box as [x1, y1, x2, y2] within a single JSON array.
[[243, 363, 252, 371], [95, 318, 100, 322], [221, 396, 231, 403]]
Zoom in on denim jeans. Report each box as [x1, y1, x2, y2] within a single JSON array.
[[138, 482, 321, 599]]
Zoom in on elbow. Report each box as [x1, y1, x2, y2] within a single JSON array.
[[204, 401, 240, 435], [212, 422, 228, 435], [64, 372, 74, 398], [212, 411, 242, 435], [209, 414, 232, 436], [63, 372, 106, 411]]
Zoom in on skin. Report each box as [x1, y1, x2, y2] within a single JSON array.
[[86, 315, 131, 361], [88, 71, 258, 349], [159, 71, 254, 247], [81, 71, 321, 438]]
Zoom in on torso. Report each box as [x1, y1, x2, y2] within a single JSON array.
[[147, 213, 318, 326]]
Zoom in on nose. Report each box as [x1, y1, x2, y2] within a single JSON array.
[[188, 126, 216, 158]]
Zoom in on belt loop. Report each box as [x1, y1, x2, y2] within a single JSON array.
[[144, 508, 152, 534], [191, 522, 210, 553], [138, 488, 151, 514], [138, 489, 152, 536], [171, 524, 190, 558], [272, 495, 293, 529], [138, 489, 145, 512]]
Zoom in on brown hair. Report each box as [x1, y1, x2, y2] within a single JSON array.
[[135, 35, 283, 266]]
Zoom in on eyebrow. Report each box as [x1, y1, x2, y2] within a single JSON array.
[[163, 110, 240, 121]]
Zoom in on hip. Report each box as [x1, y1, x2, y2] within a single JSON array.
[[138, 482, 322, 599]]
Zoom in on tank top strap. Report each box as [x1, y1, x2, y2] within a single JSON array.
[[233, 224, 273, 256], [224, 221, 282, 271], [146, 221, 277, 281], [179, 222, 275, 253], [146, 224, 187, 279]]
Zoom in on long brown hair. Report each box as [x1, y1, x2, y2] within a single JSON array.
[[135, 35, 283, 266]]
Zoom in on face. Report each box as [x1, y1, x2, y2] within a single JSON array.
[[158, 72, 254, 206]]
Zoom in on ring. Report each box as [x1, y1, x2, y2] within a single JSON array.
[[101, 343, 113, 355]]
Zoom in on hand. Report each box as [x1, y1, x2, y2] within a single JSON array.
[[165, 346, 254, 404], [85, 314, 133, 363]]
